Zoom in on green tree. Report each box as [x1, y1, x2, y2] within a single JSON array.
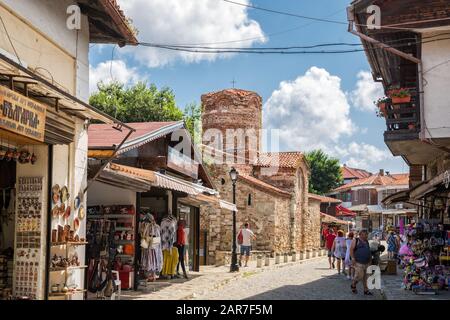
[[305, 150, 343, 195], [183, 102, 202, 144], [89, 81, 183, 123]]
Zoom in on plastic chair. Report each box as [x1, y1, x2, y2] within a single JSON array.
[[111, 270, 121, 300]]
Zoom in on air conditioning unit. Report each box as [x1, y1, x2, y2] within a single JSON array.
[[395, 203, 404, 209]]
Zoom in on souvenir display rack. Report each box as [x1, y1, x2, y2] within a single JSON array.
[[399, 219, 450, 294], [13, 177, 44, 300], [48, 185, 86, 300], [86, 205, 135, 296]]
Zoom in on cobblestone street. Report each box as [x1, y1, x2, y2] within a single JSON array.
[[194, 258, 382, 300]]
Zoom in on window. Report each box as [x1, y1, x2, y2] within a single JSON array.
[[221, 178, 226, 185], [247, 194, 252, 206]]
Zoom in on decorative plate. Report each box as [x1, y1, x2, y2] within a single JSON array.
[[52, 184, 60, 195], [59, 203, 66, 216], [61, 186, 69, 203], [52, 193, 60, 205], [74, 196, 81, 210], [64, 206, 71, 220], [74, 218, 80, 231], [78, 206, 85, 220], [52, 206, 60, 218]]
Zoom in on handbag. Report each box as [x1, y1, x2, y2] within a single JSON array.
[[237, 230, 243, 245]]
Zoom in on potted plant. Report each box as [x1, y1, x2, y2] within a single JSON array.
[[389, 87, 411, 104], [374, 97, 390, 117]]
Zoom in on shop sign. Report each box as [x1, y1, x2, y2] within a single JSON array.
[[0, 86, 46, 142], [167, 146, 199, 179]]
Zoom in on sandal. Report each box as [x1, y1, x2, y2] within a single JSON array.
[[351, 284, 357, 294], [364, 291, 373, 296]]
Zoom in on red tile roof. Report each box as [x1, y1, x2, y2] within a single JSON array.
[[333, 173, 409, 192], [321, 212, 349, 225], [254, 152, 304, 169], [308, 193, 342, 203], [341, 166, 372, 179], [239, 175, 291, 198], [88, 121, 183, 149]]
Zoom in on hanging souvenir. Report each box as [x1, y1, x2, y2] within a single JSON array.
[[74, 195, 81, 210], [51, 206, 60, 218], [73, 217, 80, 231], [61, 186, 69, 203], [59, 203, 66, 216], [78, 205, 85, 220], [64, 206, 71, 220]]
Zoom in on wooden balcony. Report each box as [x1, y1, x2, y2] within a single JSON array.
[[383, 89, 420, 142]]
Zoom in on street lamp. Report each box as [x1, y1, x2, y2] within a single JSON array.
[[229, 167, 239, 272]]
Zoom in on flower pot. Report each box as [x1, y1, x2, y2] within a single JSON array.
[[392, 96, 411, 104], [408, 123, 416, 130], [378, 102, 387, 116]]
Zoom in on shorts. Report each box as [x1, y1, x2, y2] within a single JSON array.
[[240, 245, 251, 257], [327, 250, 333, 257], [354, 263, 369, 282]]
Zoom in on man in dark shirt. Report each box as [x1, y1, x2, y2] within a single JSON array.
[[350, 229, 372, 295], [326, 227, 336, 269]]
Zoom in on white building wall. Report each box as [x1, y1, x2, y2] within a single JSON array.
[[421, 30, 450, 139], [0, 0, 90, 101]]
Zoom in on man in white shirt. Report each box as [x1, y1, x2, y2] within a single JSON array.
[[238, 223, 256, 267]]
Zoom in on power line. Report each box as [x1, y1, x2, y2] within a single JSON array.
[[138, 35, 450, 55]]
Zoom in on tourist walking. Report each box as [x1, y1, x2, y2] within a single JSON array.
[[325, 227, 336, 269], [331, 230, 346, 275], [175, 220, 188, 279], [350, 229, 372, 295], [238, 223, 256, 267], [387, 230, 397, 259], [344, 232, 355, 280]]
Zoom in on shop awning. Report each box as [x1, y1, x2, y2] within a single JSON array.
[[336, 205, 357, 217], [410, 171, 449, 200], [382, 189, 411, 205], [96, 163, 154, 192], [321, 212, 349, 225], [219, 200, 238, 212], [153, 172, 218, 196]]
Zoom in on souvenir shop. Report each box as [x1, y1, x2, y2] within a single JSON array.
[[85, 164, 216, 298], [396, 174, 450, 295], [0, 79, 121, 300]]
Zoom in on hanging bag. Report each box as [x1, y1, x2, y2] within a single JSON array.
[[237, 230, 243, 245]]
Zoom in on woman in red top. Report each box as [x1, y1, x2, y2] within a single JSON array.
[[175, 220, 188, 279]]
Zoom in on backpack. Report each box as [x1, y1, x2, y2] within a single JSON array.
[[237, 230, 243, 245]]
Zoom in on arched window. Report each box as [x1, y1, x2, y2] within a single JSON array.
[[247, 194, 252, 206], [221, 178, 226, 185]]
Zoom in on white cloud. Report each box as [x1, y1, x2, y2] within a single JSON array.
[[350, 71, 384, 112], [118, 0, 266, 67], [89, 60, 144, 94], [338, 142, 391, 170], [263, 67, 355, 152]]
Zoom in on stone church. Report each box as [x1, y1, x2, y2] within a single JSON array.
[[200, 89, 321, 265]]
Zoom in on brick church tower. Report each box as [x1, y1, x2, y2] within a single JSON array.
[[201, 88, 262, 174]]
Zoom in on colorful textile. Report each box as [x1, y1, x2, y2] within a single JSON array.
[[161, 247, 179, 276]]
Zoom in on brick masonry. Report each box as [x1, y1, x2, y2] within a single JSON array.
[[200, 89, 321, 265]]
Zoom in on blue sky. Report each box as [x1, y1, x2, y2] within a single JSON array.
[[89, 0, 408, 174]]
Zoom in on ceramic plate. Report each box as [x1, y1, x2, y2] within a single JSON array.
[[52, 206, 59, 218], [64, 206, 71, 219], [61, 186, 69, 203], [59, 203, 66, 216], [74, 218, 80, 231], [52, 184, 60, 195], [52, 193, 60, 205], [78, 206, 85, 220], [74, 196, 81, 210]]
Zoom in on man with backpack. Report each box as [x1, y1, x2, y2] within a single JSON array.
[[350, 229, 373, 295], [237, 223, 256, 267]]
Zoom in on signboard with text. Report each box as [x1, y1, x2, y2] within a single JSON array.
[[0, 86, 47, 142]]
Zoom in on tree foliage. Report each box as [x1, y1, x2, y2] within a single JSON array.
[[305, 150, 343, 195], [183, 102, 203, 144], [89, 81, 183, 123]]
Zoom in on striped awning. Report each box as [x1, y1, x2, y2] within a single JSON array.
[[219, 200, 238, 212], [153, 172, 217, 196]]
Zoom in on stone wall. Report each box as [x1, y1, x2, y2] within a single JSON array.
[[303, 199, 322, 251]]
